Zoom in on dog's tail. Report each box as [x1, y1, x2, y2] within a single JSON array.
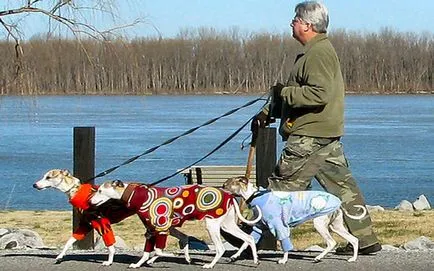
[[232, 199, 262, 225], [342, 205, 367, 220]]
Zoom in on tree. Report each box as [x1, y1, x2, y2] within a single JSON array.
[[0, 0, 142, 88]]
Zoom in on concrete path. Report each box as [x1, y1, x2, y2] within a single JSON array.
[[1, 249, 433, 271]]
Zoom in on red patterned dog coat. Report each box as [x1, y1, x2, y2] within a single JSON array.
[[121, 184, 235, 252]]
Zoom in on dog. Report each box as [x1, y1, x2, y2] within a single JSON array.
[[90, 180, 262, 269], [222, 176, 367, 264], [33, 169, 192, 266]]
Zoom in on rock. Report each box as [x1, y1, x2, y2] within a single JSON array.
[[0, 228, 45, 249], [367, 205, 385, 212], [401, 236, 434, 250], [381, 244, 400, 251], [394, 200, 414, 211], [94, 235, 129, 250], [0, 229, 9, 236], [413, 195, 431, 210]]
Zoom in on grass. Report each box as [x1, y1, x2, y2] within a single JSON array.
[[0, 210, 433, 250]]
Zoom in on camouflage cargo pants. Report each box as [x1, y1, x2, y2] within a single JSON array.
[[267, 135, 379, 248]]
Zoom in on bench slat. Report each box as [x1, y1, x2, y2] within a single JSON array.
[[181, 165, 256, 187]]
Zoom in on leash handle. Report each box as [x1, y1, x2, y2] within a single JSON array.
[[245, 145, 255, 180]]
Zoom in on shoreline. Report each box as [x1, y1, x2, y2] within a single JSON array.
[[1, 210, 433, 250]]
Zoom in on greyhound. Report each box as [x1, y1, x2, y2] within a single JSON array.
[[32, 169, 191, 266], [90, 180, 262, 269], [222, 176, 367, 264]]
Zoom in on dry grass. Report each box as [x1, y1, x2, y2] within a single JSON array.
[[1, 210, 433, 250]]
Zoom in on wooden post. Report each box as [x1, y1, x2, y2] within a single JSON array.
[[256, 127, 277, 250], [73, 127, 95, 250]]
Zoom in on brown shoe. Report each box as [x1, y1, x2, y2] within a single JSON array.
[[335, 243, 382, 255]]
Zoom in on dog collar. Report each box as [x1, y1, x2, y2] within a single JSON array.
[[121, 183, 140, 203]]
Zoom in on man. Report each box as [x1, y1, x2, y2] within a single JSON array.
[[251, 1, 381, 254]]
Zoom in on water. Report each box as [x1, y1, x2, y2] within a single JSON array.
[[0, 95, 433, 210]]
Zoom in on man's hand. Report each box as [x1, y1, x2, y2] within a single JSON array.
[[271, 83, 284, 98], [269, 83, 284, 118], [250, 111, 269, 132]]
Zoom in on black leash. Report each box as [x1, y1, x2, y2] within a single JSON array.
[[87, 95, 268, 182], [148, 114, 255, 187]]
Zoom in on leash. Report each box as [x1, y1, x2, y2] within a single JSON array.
[[150, 92, 272, 186], [148, 114, 255, 187], [87, 95, 268, 182]]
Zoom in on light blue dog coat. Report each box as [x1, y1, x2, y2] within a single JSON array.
[[248, 190, 341, 252]]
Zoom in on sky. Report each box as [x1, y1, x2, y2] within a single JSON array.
[[9, 0, 434, 39], [120, 0, 433, 38]]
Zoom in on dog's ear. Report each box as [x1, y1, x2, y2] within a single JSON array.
[[112, 180, 124, 188], [238, 176, 249, 185], [61, 169, 71, 176]]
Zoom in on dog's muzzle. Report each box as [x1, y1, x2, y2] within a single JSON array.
[[33, 183, 45, 190]]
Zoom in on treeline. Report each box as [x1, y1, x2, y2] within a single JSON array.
[[0, 27, 432, 95]]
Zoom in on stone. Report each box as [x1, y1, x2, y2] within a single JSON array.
[[0, 228, 45, 249], [401, 236, 434, 250], [413, 195, 431, 210], [0, 229, 10, 237], [366, 205, 385, 212], [381, 244, 400, 251], [394, 200, 414, 211]]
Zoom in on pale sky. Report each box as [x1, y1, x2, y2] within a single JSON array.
[[129, 0, 433, 37], [9, 0, 434, 39]]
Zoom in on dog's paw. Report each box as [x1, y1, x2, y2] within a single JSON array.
[[146, 257, 157, 265], [347, 257, 357, 262], [128, 263, 141, 269], [101, 261, 113, 266], [202, 263, 215, 269], [313, 258, 322, 263], [54, 258, 63, 265], [277, 259, 287, 264], [230, 256, 238, 262]]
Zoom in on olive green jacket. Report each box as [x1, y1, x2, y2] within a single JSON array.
[[265, 33, 345, 139]]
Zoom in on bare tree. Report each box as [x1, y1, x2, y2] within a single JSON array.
[[0, 0, 142, 91]]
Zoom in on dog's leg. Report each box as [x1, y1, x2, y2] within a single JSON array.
[[312, 215, 336, 262], [229, 242, 249, 261], [330, 210, 359, 262], [221, 210, 258, 265], [146, 248, 176, 265], [146, 254, 159, 265], [55, 237, 76, 263], [203, 217, 226, 269], [101, 245, 115, 266], [278, 251, 289, 264], [169, 227, 191, 263], [129, 252, 150, 269]]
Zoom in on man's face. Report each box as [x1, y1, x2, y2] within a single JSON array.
[[290, 16, 305, 41], [290, 16, 310, 44]]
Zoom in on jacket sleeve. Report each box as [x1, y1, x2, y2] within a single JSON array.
[[281, 50, 335, 108]]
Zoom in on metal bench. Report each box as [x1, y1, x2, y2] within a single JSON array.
[[181, 165, 256, 187]]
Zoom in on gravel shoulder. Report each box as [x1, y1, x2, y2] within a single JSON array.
[[1, 248, 433, 271]]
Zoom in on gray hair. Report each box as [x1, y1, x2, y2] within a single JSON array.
[[295, 1, 329, 33]]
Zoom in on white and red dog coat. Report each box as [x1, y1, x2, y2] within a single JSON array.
[[121, 184, 234, 252]]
